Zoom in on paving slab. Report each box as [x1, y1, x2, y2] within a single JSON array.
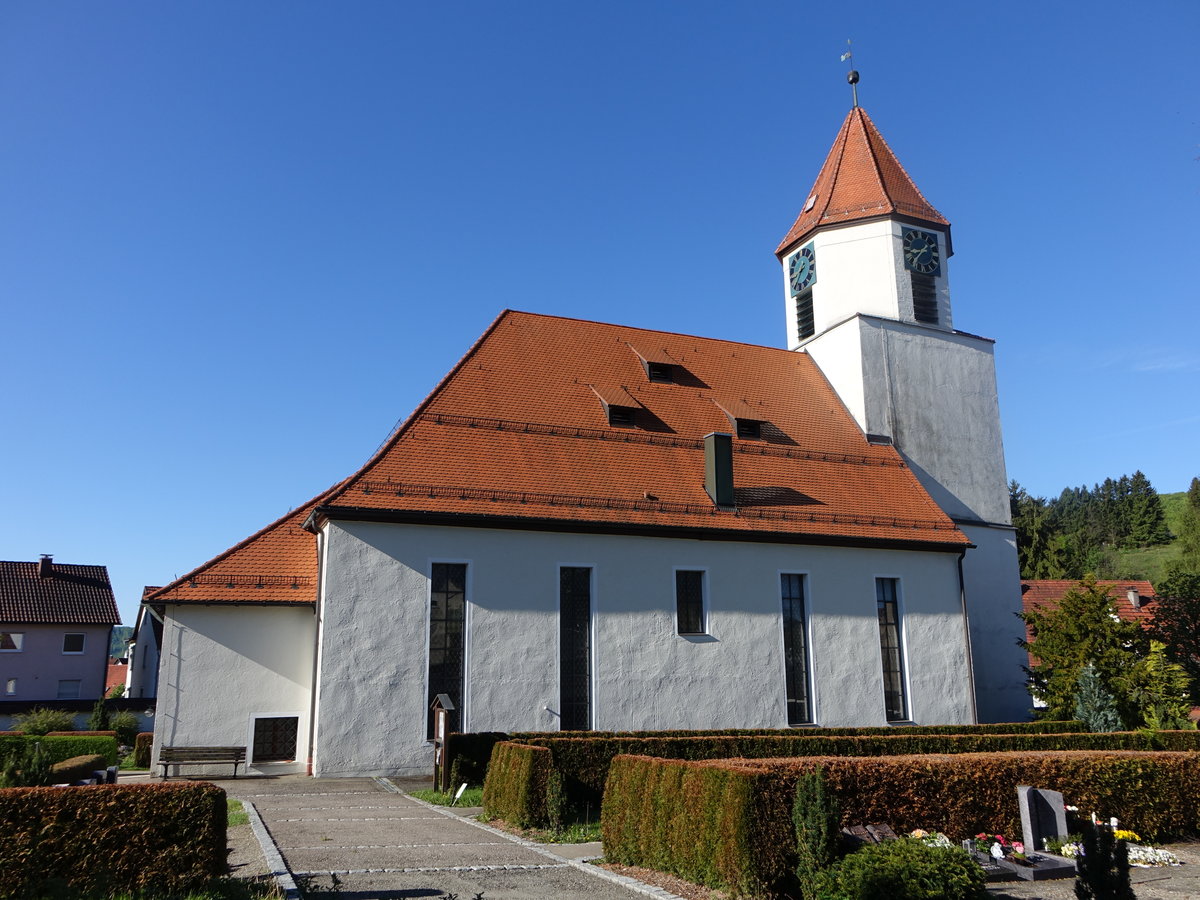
[[293, 865, 664, 900], [268, 816, 520, 848]]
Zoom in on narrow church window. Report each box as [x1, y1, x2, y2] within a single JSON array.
[[427, 562, 467, 739], [876, 578, 908, 722], [910, 273, 939, 324], [781, 574, 813, 725], [559, 567, 592, 731], [795, 290, 815, 341], [676, 570, 706, 635], [253, 716, 299, 762]]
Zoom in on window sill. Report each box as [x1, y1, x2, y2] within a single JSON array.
[[678, 633, 718, 643]]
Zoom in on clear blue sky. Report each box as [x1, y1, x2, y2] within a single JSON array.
[[2, 2, 1197, 625]]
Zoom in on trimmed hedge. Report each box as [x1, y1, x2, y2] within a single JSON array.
[[0, 781, 227, 896], [49, 754, 108, 783], [602, 751, 1200, 898], [47, 730, 117, 738], [135, 731, 153, 768], [448, 721, 1084, 789], [487, 729, 1200, 825], [481, 742, 553, 828], [0, 734, 119, 767]]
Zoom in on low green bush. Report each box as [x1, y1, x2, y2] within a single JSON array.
[[135, 731, 153, 768], [0, 734, 118, 768], [818, 838, 987, 900], [49, 753, 108, 784], [111, 711, 140, 747], [12, 707, 76, 735], [0, 782, 227, 896]]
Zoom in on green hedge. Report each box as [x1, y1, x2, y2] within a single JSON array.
[[489, 730, 1200, 825], [135, 732, 153, 768], [49, 754, 108, 784], [0, 735, 119, 767], [0, 781, 226, 896], [449, 721, 1084, 793], [480, 742, 553, 828], [602, 751, 1200, 898]]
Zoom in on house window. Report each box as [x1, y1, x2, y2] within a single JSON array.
[[796, 289, 815, 341], [781, 574, 813, 725], [427, 562, 467, 739], [62, 633, 85, 654], [876, 578, 908, 722], [0, 632, 23, 652], [675, 570, 706, 635], [5, 678, 16, 696], [911, 273, 938, 324], [559, 567, 592, 731], [252, 716, 298, 762], [57, 679, 81, 700]]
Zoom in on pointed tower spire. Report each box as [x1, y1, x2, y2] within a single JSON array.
[[775, 107, 949, 259]]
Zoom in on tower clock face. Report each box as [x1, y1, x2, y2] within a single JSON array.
[[788, 243, 817, 295], [902, 228, 941, 276]]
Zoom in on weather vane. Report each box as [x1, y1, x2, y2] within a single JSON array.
[[841, 39, 859, 108]]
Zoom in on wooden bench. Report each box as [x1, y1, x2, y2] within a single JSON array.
[[158, 746, 246, 779]]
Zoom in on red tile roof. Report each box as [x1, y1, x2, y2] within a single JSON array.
[[106, 660, 128, 693], [154, 311, 968, 608], [0, 560, 120, 625], [776, 107, 950, 258], [1021, 580, 1158, 664]]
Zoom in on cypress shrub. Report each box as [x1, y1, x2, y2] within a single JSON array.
[[792, 767, 839, 899], [0, 782, 226, 897], [1075, 823, 1135, 900], [135, 732, 153, 768]]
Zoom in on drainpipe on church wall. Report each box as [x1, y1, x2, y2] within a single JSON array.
[[957, 549, 979, 725]]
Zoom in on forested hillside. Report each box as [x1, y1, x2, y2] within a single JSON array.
[[1011, 473, 1200, 586]]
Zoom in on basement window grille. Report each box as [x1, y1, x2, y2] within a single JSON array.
[[253, 716, 298, 762]]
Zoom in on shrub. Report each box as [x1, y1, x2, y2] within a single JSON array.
[[111, 711, 139, 747], [0, 782, 226, 896], [0, 735, 119, 768], [481, 742, 552, 828], [12, 707, 75, 735], [87, 697, 111, 731], [818, 838, 987, 900], [793, 768, 840, 899], [48, 753, 107, 784], [1076, 663, 1123, 732], [135, 731, 153, 768], [0, 741, 51, 787], [1074, 824, 1135, 899]]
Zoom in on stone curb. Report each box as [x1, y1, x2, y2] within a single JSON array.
[[376, 776, 689, 900], [244, 799, 302, 900]]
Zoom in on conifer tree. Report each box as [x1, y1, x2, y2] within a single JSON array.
[[1074, 663, 1122, 732], [1128, 641, 1195, 730], [1020, 576, 1144, 723], [1150, 566, 1200, 704], [1126, 470, 1171, 547]]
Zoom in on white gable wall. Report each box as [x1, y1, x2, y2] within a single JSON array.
[[153, 605, 315, 776], [313, 519, 974, 777]]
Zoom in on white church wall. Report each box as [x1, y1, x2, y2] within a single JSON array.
[[810, 220, 902, 335], [958, 522, 1031, 723], [153, 605, 314, 776], [802, 318, 867, 427], [313, 519, 974, 777]]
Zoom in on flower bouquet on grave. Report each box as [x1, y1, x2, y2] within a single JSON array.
[[909, 828, 953, 849]]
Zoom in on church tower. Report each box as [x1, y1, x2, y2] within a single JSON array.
[[778, 105, 1028, 723]]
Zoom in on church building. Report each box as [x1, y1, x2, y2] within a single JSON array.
[[147, 103, 1028, 777]]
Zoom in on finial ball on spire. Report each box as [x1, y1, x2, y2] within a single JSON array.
[[847, 70, 860, 85]]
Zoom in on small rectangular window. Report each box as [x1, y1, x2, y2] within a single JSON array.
[[0, 632, 24, 652], [57, 679, 81, 700], [252, 716, 298, 762], [876, 578, 908, 722], [5, 678, 16, 696], [675, 570, 706, 635], [63, 633, 85, 654]]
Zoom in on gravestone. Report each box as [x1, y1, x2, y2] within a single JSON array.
[[1017, 785, 1068, 853]]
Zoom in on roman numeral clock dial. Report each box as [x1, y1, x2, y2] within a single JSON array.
[[902, 228, 941, 275]]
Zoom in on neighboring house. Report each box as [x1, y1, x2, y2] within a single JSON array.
[[146, 103, 1028, 777], [0, 556, 121, 702], [1020, 579, 1158, 657], [124, 590, 162, 699], [106, 659, 128, 695]]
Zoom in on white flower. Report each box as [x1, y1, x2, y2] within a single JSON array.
[[1126, 845, 1182, 868]]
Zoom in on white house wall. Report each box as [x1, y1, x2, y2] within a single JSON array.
[[313, 520, 974, 777], [153, 605, 315, 776]]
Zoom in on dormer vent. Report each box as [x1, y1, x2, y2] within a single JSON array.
[[590, 384, 640, 428], [704, 432, 734, 508], [627, 342, 678, 383], [712, 398, 764, 440]]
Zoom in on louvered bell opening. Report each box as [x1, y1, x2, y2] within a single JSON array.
[[911, 273, 938, 324], [704, 432, 734, 508], [795, 290, 815, 341]]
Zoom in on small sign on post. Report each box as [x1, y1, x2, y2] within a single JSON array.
[[430, 693, 456, 793]]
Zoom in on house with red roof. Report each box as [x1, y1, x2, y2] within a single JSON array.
[[0, 556, 121, 703], [146, 100, 1028, 777], [1021, 579, 1158, 656]]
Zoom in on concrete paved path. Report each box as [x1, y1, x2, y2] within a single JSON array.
[[217, 775, 682, 900]]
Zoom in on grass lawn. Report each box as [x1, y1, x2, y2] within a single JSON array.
[[409, 785, 484, 807], [227, 798, 249, 827]]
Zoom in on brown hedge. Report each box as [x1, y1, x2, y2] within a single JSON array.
[[602, 751, 1200, 898], [480, 742, 553, 828], [49, 754, 108, 784], [486, 729, 1200, 826], [0, 781, 226, 896], [135, 732, 153, 768], [448, 721, 1084, 790]]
